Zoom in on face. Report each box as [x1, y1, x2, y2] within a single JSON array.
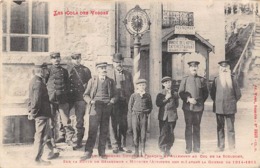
[[72, 57, 81, 66], [50, 57, 61, 65], [136, 83, 146, 91], [189, 65, 198, 76], [162, 80, 172, 90], [113, 61, 123, 71], [42, 68, 49, 78], [219, 65, 230, 73], [97, 66, 107, 76]]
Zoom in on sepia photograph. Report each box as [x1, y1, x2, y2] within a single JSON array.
[[0, 0, 259, 167]]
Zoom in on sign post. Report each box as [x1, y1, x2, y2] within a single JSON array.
[[123, 5, 151, 83]]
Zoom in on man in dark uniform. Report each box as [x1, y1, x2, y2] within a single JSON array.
[[156, 76, 179, 158], [109, 53, 134, 154], [67, 53, 92, 150], [28, 63, 59, 165], [46, 52, 74, 145], [81, 62, 117, 160], [210, 60, 241, 152], [178, 61, 208, 154]]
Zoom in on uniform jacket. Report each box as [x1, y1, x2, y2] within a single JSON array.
[[178, 75, 209, 112], [67, 64, 91, 102], [156, 89, 179, 122], [28, 76, 52, 119], [83, 76, 117, 114], [46, 65, 69, 104], [108, 69, 134, 103], [210, 75, 241, 114]]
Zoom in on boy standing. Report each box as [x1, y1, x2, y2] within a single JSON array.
[[128, 79, 153, 158], [156, 76, 179, 158]]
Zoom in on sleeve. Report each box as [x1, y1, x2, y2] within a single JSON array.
[[83, 67, 92, 84], [233, 77, 241, 101], [210, 78, 217, 101], [64, 69, 69, 92], [148, 94, 153, 114], [127, 94, 134, 130], [129, 73, 135, 94], [83, 78, 93, 104], [178, 78, 191, 102], [30, 82, 42, 118], [156, 93, 168, 107], [45, 68, 50, 84], [173, 91, 179, 108], [201, 78, 209, 102]]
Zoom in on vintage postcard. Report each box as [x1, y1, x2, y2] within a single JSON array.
[[0, 0, 259, 168]]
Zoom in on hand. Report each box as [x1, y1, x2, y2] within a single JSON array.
[[187, 97, 197, 104], [28, 114, 34, 120], [90, 100, 95, 104], [165, 93, 172, 100]]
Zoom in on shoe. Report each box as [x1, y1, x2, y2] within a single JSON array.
[[55, 137, 65, 143], [107, 144, 113, 150], [215, 148, 224, 152], [193, 148, 200, 153], [165, 150, 171, 157], [47, 152, 60, 160], [100, 154, 108, 159], [118, 147, 125, 152], [73, 144, 83, 150], [132, 153, 139, 159], [80, 152, 92, 161], [160, 151, 166, 159], [66, 140, 74, 146], [113, 148, 119, 154], [35, 159, 51, 165], [185, 150, 191, 154]]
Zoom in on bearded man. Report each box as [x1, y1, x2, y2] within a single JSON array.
[[210, 60, 241, 152]]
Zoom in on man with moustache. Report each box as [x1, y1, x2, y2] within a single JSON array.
[[178, 61, 209, 154], [28, 63, 60, 165], [46, 52, 75, 145], [109, 53, 134, 154], [210, 60, 241, 152], [81, 62, 117, 160], [67, 53, 92, 150]]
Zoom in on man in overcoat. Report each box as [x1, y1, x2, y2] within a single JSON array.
[[210, 60, 241, 152], [178, 61, 209, 154]]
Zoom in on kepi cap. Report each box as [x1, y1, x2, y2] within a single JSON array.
[[71, 53, 81, 59], [187, 61, 200, 66], [136, 79, 147, 85], [96, 62, 108, 68], [113, 53, 123, 63], [218, 60, 230, 67], [50, 52, 60, 59], [161, 76, 172, 83]]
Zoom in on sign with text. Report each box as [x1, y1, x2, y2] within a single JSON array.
[[168, 37, 195, 52], [175, 26, 195, 35]]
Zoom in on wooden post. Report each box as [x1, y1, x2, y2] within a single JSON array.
[[149, 2, 162, 138]]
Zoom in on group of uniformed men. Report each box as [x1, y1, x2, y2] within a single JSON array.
[[28, 51, 241, 165]]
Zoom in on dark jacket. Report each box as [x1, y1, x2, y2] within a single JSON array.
[[67, 64, 91, 102], [156, 89, 179, 122], [83, 76, 117, 114], [128, 93, 153, 114], [46, 65, 69, 104], [210, 75, 241, 114], [108, 69, 134, 103], [178, 75, 209, 112], [28, 76, 52, 119]]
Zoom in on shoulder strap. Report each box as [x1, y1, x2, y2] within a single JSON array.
[[73, 66, 85, 87]]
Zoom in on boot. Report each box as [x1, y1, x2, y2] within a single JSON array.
[[132, 146, 139, 159], [73, 139, 83, 150]]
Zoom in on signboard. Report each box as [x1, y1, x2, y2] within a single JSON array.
[[162, 10, 194, 28], [175, 25, 195, 35], [168, 37, 195, 52]]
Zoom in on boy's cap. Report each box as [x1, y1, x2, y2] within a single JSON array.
[[34, 62, 48, 69], [71, 53, 81, 59], [136, 79, 147, 84], [161, 76, 172, 83]]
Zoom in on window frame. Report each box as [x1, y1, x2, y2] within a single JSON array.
[[2, 0, 52, 54]]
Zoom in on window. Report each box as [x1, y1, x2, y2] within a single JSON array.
[[2, 1, 49, 52]]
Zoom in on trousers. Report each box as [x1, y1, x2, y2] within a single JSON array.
[[183, 110, 203, 152], [216, 114, 235, 150], [132, 112, 148, 149], [85, 101, 112, 155], [158, 120, 176, 152]]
